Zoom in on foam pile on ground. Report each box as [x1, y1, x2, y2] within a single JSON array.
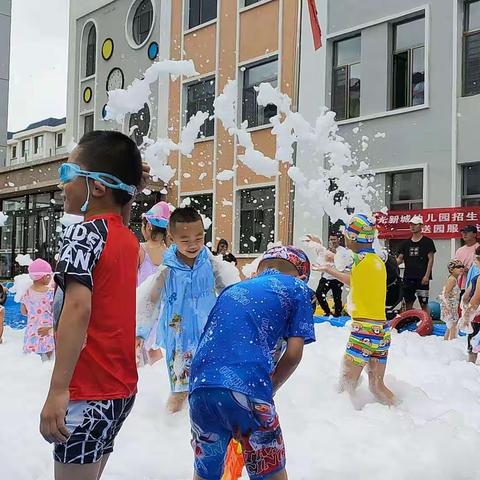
[[2, 324, 480, 479]]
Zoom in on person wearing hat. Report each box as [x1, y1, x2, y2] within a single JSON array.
[[138, 201, 171, 286], [396, 215, 436, 312], [455, 225, 479, 292], [315, 214, 395, 406], [440, 260, 465, 341], [188, 245, 315, 480]]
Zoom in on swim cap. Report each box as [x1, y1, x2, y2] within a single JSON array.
[[143, 201, 171, 229], [261, 245, 311, 281], [28, 259, 53, 281], [344, 213, 376, 244]]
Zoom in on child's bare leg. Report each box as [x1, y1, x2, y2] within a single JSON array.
[[55, 461, 102, 480], [167, 392, 188, 413], [367, 359, 395, 406], [97, 453, 110, 479], [339, 355, 364, 394]]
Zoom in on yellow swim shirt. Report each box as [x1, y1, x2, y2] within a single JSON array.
[[349, 252, 386, 321]]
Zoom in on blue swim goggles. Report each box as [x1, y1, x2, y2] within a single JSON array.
[[58, 163, 137, 196]]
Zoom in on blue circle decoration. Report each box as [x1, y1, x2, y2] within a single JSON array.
[[148, 42, 159, 60], [102, 104, 108, 119]]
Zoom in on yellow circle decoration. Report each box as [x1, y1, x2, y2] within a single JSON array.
[[83, 87, 93, 104], [102, 38, 114, 61]]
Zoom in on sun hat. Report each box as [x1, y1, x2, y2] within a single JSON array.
[[142, 201, 171, 229], [28, 259, 53, 281], [261, 245, 311, 281]]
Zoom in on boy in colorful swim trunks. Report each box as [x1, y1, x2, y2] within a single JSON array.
[[316, 214, 395, 406], [189, 246, 316, 480]]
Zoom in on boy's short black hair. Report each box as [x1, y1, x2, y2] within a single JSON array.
[[77, 130, 143, 206], [169, 206, 203, 231]]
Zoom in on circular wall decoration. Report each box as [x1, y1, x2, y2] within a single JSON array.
[[129, 103, 151, 146], [125, 0, 156, 49], [147, 41, 159, 60], [102, 104, 108, 119], [102, 38, 114, 61], [83, 86, 93, 103], [106, 67, 125, 91]]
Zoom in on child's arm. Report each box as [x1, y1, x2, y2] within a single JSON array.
[[40, 281, 91, 444], [314, 264, 351, 286], [20, 303, 27, 316], [271, 337, 305, 394], [0, 307, 4, 341], [444, 276, 456, 298]]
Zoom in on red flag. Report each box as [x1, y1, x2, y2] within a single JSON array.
[[307, 0, 322, 50]]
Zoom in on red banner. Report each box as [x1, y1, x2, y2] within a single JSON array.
[[376, 207, 480, 240]]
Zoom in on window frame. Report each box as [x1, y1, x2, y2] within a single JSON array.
[[85, 23, 97, 77], [188, 0, 217, 30], [463, 0, 480, 96], [56, 133, 63, 148], [185, 77, 216, 139], [241, 57, 279, 129], [84, 114, 94, 135], [391, 15, 426, 110], [331, 35, 361, 121], [238, 186, 276, 255], [21, 139, 30, 158], [33, 135, 44, 155], [387, 169, 424, 211], [462, 162, 480, 205], [132, 0, 154, 46], [11, 145, 16, 159]]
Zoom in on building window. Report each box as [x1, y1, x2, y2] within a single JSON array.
[[244, 0, 261, 6], [188, 0, 217, 29], [21, 139, 30, 158], [239, 186, 275, 254], [462, 163, 480, 205], [392, 16, 425, 109], [85, 24, 96, 77], [133, 0, 154, 45], [388, 170, 424, 210], [332, 36, 361, 121], [186, 78, 215, 138], [129, 103, 151, 146], [34, 135, 43, 155], [84, 114, 94, 134], [182, 194, 213, 245], [57, 133, 63, 147], [242, 58, 278, 128], [464, 1, 480, 96], [11, 146, 16, 159]]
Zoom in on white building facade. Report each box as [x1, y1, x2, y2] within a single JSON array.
[[0, 0, 11, 166]]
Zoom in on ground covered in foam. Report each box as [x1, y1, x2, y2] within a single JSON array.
[[2, 323, 479, 479]]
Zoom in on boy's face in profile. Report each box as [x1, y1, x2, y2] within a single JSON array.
[[169, 220, 205, 260], [60, 148, 88, 215]]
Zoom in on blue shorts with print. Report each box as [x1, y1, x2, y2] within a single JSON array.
[[189, 387, 285, 480]]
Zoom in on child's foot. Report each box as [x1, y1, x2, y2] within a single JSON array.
[[166, 392, 187, 414]]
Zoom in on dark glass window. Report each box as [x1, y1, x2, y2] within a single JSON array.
[[85, 24, 96, 77], [57, 133, 63, 147], [242, 59, 278, 128], [388, 170, 424, 210], [239, 187, 275, 254], [133, 0, 154, 45], [34, 135, 43, 154], [186, 78, 215, 138], [464, 1, 480, 96], [11, 146, 16, 159], [392, 16, 425, 109], [244, 0, 261, 6], [462, 163, 480, 205], [129, 103, 151, 146], [332, 36, 361, 121], [21, 139, 30, 158], [189, 0, 217, 29], [183, 194, 213, 246], [84, 114, 94, 134]]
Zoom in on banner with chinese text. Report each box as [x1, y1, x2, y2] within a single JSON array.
[[376, 207, 480, 239]]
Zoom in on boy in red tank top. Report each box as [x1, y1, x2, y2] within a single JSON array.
[[39, 131, 144, 480]]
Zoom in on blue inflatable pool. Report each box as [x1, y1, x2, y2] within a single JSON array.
[[2, 283, 27, 330]]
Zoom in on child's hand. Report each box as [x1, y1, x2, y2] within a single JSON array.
[[302, 234, 322, 246], [136, 337, 144, 350], [139, 162, 151, 191], [40, 388, 70, 444], [312, 263, 330, 273], [38, 327, 52, 337]]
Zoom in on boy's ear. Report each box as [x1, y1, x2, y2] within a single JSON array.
[[91, 180, 107, 198]]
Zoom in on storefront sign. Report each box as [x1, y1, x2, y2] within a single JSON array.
[[376, 207, 480, 239]]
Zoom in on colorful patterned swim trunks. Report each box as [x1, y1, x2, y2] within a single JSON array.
[[345, 320, 391, 365]]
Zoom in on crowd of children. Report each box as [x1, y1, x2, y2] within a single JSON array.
[[0, 128, 479, 479]]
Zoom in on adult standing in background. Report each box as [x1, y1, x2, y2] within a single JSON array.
[[316, 233, 344, 317], [455, 225, 479, 293], [213, 239, 237, 265], [397, 215, 436, 312]]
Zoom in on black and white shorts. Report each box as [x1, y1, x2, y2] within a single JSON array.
[[54, 396, 135, 464]]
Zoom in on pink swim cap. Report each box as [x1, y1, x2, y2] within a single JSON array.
[[28, 259, 53, 281], [142, 201, 171, 229]]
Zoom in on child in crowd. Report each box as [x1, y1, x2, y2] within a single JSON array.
[[0, 284, 6, 344], [315, 214, 395, 406], [188, 246, 315, 480], [138, 201, 171, 286], [137, 202, 171, 366], [136, 206, 239, 414], [440, 260, 464, 341], [39, 131, 143, 480], [21, 259, 55, 360]]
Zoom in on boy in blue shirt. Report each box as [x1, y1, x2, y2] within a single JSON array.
[[189, 246, 316, 480]]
